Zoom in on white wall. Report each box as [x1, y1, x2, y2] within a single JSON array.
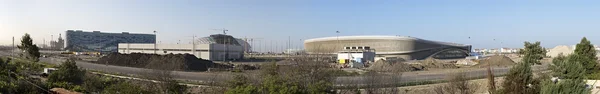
[[118, 43, 244, 61]]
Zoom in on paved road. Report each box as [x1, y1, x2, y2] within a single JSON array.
[[1, 50, 549, 87]]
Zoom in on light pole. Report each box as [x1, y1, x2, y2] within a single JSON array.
[[51, 35, 53, 49], [192, 35, 196, 56], [153, 31, 157, 54], [12, 36, 14, 57]]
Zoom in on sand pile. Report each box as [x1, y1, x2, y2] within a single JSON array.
[[474, 55, 516, 68], [368, 60, 415, 73], [547, 45, 574, 58], [417, 58, 458, 69], [96, 53, 214, 71]]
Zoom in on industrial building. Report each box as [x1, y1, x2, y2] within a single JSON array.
[[304, 36, 471, 60], [118, 34, 246, 61], [65, 30, 155, 52]]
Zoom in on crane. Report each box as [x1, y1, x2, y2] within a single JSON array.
[[211, 28, 229, 35]]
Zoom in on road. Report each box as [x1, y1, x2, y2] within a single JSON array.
[[1, 50, 549, 87]]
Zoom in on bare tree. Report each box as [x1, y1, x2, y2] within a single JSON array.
[[487, 65, 497, 94], [434, 72, 477, 94]]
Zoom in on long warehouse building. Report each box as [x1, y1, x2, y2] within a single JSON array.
[[65, 30, 155, 52], [304, 36, 472, 60], [118, 34, 247, 61]]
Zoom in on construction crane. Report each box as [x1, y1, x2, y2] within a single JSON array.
[[211, 28, 229, 35]]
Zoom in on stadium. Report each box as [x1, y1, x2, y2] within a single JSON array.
[[304, 36, 472, 60]]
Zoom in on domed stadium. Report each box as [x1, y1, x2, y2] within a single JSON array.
[[304, 36, 471, 60]]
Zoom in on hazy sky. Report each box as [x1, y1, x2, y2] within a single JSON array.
[[2, 0, 600, 52]]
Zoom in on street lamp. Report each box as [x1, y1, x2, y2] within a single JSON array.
[[153, 31, 157, 54]]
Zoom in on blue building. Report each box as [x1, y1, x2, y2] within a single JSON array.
[[65, 30, 155, 52]]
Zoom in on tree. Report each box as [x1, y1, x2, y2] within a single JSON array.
[[501, 41, 544, 94], [259, 62, 301, 94], [542, 55, 590, 94], [142, 68, 188, 94], [486, 65, 496, 94], [551, 54, 587, 79], [573, 37, 598, 75], [47, 58, 85, 88], [519, 42, 546, 65], [500, 62, 535, 94], [225, 74, 258, 94], [435, 73, 477, 94], [17, 33, 41, 61]]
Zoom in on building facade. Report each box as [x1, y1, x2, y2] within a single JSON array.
[[118, 34, 245, 61], [118, 43, 243, 61], [65, 30, 155, 52], [304, 36, 471, 60]]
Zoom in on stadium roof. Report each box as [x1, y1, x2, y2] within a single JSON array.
[[304, 35, 470, 47]]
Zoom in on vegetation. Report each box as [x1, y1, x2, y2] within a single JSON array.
[[434, 73, 477, 94], [102, 81, 152, 94], [0, 58, 49, 94], [572, 37, 600, 78], [225, 58, 337, 94], [518, 41, 546, 65], [486, 65, 497, 94], [500, 41, 545, 94], [48, 58, 85, 85], [542, 55, 590, 94], [17, 33, 41, 62]]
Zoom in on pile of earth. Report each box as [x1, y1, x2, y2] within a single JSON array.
[[96, 53, 215, 71], [413, 58, 459, 69], [368, 60, 416, 73], [473, 55, 516, 68]]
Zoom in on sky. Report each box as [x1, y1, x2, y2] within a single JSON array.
[[2, 0, 600, 52]]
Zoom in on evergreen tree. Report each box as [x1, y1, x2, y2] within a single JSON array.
[[520, 42, 546, 65], [501, 62, 535, 94], [573, 37, 598, 75], [551, 54, 587, 79], [501, 41, 545, 94], [17, 33, 41, 61], [542, 54, 590, 94]]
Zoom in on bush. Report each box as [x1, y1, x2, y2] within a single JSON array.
[[48, 58, 85, 84], [103, 81, 151, 94]]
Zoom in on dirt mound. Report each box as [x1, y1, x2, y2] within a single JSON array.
[[417, 58, 458, 69], [96, 53, 214, 71], [474, 55, 516, 68], [368, 60, 415, 73]]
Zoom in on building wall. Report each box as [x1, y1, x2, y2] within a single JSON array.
[[65, 30, 155, 52], [117, 43, 243, 61]]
